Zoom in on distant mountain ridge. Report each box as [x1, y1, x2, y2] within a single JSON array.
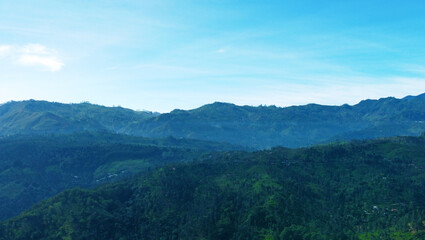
[[0, 100, 156, 136], [2, 94, 425, 148]]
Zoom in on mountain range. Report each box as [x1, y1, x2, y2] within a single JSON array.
[[1, 94, 425, 239], [2, 93, 425, 148]]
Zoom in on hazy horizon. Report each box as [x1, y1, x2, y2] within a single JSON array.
[[1, 91, 423, 114]]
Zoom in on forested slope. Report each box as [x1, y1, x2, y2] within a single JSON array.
[[0, 100, 155, 136], [2, 136, 425, 239], [0, 132, 241, 220], [132, 94, 425, 148], [3, 94, 425, 148]]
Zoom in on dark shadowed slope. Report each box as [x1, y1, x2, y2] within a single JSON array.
[[2, 136, 425, 239], [0, 132, 243, 220]]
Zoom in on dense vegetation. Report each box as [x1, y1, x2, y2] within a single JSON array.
[[0, 100, 155, 136], [0, 132, 241, 220], [2, 94, 425, 148], [2, 136, 425, 239], [134, 94, 425, 148]]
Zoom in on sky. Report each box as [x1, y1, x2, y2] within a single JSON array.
[[1, 0, 425, 112]]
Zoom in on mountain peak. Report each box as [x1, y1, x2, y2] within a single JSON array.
[[403, 92, 425, 100]]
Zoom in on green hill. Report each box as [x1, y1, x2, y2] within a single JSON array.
[[133, 94, 425, 148], [3, 94, 425, 148], [0, 132, 242, 220], [0, 100, 155, 136], [2, 136, 425, 239]]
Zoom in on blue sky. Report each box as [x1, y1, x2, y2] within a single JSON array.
[[1, 0, 425, 112]]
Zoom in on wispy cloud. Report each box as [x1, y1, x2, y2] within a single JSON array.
[[216, 48, 226, 54], [20, 43, 56, 55], [0, 45, 12, 56], [134, 63, 209, 80], [0, 43, 64, 72], [402, 64, 425, 76]]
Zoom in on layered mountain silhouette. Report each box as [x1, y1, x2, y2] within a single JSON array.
[[1, 94, 425, 148], [1, 95, 425, 239]]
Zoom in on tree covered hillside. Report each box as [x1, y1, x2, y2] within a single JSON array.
[[3, 94, 425, 148], [0, 100, 156, 136], [0, 132, 241, 220], [2, 136, 425, 239], [132, 94, 425, 148]]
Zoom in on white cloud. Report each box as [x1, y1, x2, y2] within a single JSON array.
[[20, 43, 56, 55], [17, 54, 64, 72], [0, 45, 12, 56], [0, 43, 64, 71]]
